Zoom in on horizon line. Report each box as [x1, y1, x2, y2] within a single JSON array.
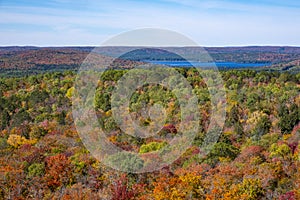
[[1, 45, 300, 48]]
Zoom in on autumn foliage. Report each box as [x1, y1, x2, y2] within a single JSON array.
[[0, 68, 299, 199]]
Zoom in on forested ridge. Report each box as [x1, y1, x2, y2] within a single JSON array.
[[1, 46, 300, 76], [0, 68, 299, 199]]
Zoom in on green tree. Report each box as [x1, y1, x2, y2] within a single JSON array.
[[105, 152, 144, 172], [278, 103, 299, 134], [251, 115, 271, 141], [139, 142, 167, 154], [27, 163, 45, 177]]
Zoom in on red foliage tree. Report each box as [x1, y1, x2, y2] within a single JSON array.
[[44, 154, 72, 190]]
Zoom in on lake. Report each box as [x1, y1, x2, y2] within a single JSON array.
[[145, 61, 271, 68]]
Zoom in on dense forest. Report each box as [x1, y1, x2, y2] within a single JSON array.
[[0, 67, 299, 199]]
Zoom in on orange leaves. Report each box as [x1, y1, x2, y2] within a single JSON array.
[[152, 166, 205, 199], [152, 175, 186, 200], [44, 154, 72, 190]]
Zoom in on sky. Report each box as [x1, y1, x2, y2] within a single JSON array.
[[1, 0, 300, 46]]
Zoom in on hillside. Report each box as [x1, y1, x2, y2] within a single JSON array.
[[0, 69, 299, 199]]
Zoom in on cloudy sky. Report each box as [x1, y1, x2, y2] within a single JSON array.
[[1, 0, 300, 46]]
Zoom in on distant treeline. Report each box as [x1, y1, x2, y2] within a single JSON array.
[[1, 46, 300, 76]]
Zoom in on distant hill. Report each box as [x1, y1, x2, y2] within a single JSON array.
[[0, 47, 88, 70], [1, 46, 300, 75]]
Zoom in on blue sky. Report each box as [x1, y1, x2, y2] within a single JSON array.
[[1, 0, 300, 46]]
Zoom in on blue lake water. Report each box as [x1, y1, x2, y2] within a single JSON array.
[[145, 61, 270, 68]]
